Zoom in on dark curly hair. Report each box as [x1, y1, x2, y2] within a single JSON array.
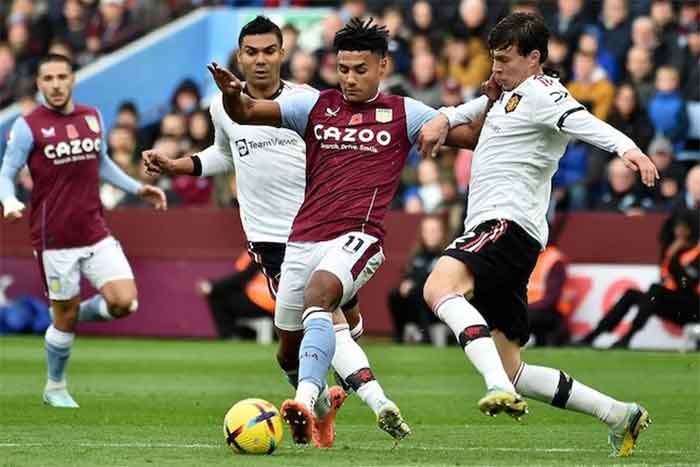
[[333, 17, 389, 56]]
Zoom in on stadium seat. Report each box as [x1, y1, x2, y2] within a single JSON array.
[[681, 323, 700, 352], [237, 316, 274, 344]]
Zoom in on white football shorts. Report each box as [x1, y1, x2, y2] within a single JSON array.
[[39, 236, 134, 301], [274, 231, 384, 331]]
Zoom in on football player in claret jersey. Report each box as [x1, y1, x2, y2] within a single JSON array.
[[0, 54, 166, 408], [143, 16, 408, 447], [418, 13, 657, 456], [209, 18, 480, 445]]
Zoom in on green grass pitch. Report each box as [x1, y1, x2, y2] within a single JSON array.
[[1, 336, 698, 466]]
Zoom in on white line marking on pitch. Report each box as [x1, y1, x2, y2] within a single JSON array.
[[0, 442, 693, 456]]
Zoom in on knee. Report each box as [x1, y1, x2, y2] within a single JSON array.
[[423, 274, 459, 311], [304, 272, 342, 311], [104, 290, 138, 318]]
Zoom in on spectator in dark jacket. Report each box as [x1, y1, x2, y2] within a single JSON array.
[[647, 136, 687, 210], [388, 216, 447, 344], [197, 251, 275, 339], [625, 46, 655, 106], [596, 158, 654, 213], [54, 0, 91, 66], [587, 83, 655, 200], [0, 42, 18, 108], [599, 0, 633, 69], [680, 22, 700, 101], [86, 0, 140, 55], [547, 0, 589, 48]]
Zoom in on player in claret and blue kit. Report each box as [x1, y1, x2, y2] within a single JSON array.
[[209, 18, 480, 445], [0, 54, 166, 408]]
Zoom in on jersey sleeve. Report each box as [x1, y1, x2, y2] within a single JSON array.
[[278, 91, 319, 136], [439, 95, 489, 128], [559, 109, 639, 156], [532, 85, 638, 155], [531, 85, 588, 132], [197, 97, 235, 176], [0, 117, 33, 203], [97, 111, 143, 195], [403, 97, 439, 145]]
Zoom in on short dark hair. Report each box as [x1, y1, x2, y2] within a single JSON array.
[[488, 13, 549, 63], [117, 101, 139, 115], [238, 16, 283, 47], [38, 53, 74, 72], [333, 17, 389, 56]]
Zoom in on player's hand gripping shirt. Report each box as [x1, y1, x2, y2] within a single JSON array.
[[440, 74, 638, 248], [198, 82, 313, 244], [0, 104, 141, 250], [278, 89, 437, 243]]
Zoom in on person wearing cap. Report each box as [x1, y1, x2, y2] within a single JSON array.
[[647, 135, 687, 210]]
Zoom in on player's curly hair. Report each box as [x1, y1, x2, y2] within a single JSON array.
[[333, 17, 389, 56]]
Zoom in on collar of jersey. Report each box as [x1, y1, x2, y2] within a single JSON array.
[[242, 81, 285, 100], [41, 102, 75, 115], [342, 89, 380, 106]]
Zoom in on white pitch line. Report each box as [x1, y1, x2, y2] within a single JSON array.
[[0, 442, 694, 456]]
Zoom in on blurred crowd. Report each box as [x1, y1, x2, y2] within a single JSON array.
[[3, 0, 700, 226]]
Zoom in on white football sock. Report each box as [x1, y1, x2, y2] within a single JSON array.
[[435, 294, 514, 392], [350, 315, 364, 340], [514, 363, 628, 427], [333, 324, 388, 415], [295, 381, 320, 413], [356, 381, 388, 416], [314, 386, 332, 418]]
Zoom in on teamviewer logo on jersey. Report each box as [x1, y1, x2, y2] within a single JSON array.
[[235, 139, 250, 157]]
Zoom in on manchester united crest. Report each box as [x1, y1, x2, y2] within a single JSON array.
[[505, 93, 522, 113], [85, 115, 101, 133]]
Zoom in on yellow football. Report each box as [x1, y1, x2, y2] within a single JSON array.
[[223, 398, 283, 455]]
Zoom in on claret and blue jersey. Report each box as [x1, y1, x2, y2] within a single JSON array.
[[0, 104, 142, 250], [278, 88, 439, 243]]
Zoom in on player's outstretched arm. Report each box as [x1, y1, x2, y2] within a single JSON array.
[[208, 62, 282, 127], [143, 149, 195, 176], [0, 117, 32, 222], [558, 109, 659, 187], [419, 76, 500, 158]]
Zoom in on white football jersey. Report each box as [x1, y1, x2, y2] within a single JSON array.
[[441, 74, 637, 247], [199, 81, 317, 243]]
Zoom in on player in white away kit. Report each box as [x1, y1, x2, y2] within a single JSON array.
[[143, 16, 409, 447], [419, 13, 658, 457]]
